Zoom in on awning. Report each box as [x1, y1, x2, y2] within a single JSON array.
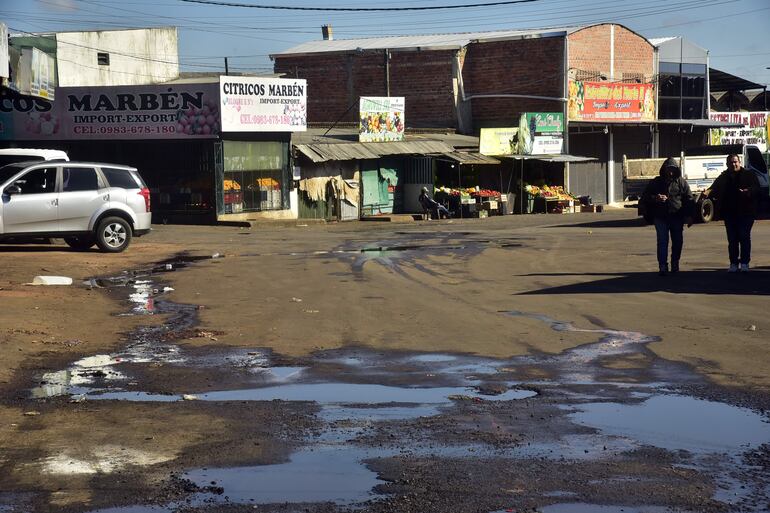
[[441, 151, 500, 165], [295, 140, 454, 163], [649, 119, 743, 128], [502, 154, 597, 163], [709, 68, 765, 93], [570, 119, 743, 128]]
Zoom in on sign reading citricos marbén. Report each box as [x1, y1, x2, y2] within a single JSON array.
[[219, 76, 307, 132]]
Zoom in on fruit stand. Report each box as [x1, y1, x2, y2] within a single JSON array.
[[434, 186, 508, 217], [525, 184, 578, 213], [223, 179, 243, 214]]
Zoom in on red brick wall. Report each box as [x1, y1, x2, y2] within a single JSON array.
[[568, 24, 654, 81], [274, 49, 458, 128], [272, 25, 654, 132]]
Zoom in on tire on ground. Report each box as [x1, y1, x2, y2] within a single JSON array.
[[95, 216, 132, 253]]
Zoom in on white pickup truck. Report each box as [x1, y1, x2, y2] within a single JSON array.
[[624, 144, 769, 222]]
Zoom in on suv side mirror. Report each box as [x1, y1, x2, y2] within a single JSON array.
[[4, 185, 21, 196]]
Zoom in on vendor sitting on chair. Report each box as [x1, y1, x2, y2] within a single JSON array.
[[419, 186, 451, 219]]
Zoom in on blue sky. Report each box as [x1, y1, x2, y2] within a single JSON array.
[[3, 0, 769, 88]]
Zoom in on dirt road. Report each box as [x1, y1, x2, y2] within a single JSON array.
[[1, 210, 769, 513]]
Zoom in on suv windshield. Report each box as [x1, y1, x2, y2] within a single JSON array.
[[0, 163, 31, 185]]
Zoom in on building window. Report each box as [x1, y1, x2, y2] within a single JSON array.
[[223, 140, 287, 212], [658, 61, 707, 120], [97, 52, 110, 66]]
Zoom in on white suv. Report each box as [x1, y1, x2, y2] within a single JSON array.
[[0, 148, 70, 166], [0, 162, 151, 252]]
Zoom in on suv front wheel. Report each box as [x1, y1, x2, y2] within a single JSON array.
[[95, 216, 132, 253]]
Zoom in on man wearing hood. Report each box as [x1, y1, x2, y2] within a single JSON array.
[[641, 157, 694, 275], [703, 153, 760, 272]]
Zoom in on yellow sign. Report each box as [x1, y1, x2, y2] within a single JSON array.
[[479, 127, 518, 156]]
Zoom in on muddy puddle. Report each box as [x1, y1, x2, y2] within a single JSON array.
[[19, 254, 770, 512]]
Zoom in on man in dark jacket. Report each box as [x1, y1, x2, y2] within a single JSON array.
[[641, 157, 694, 275], [703, 153, 760, 272], [418, 187, 451, 219]]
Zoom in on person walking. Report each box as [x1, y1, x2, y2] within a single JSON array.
[[641, 157, 694, 276], [703, 153, 760, 273]]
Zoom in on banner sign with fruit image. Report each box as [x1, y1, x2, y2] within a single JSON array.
[[568, 80, 655, 122], [0, 82, 221, 140], [709, 111, 768, 152], [220, 76, 307, 132], [519, 112, 564, 155], [359, 97, 405, 143]]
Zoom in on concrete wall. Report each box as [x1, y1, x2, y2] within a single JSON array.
[[55, 27, 179, 86]]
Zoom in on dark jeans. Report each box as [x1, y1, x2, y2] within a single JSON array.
[[427, 203, 451, 219], [723, 215, 754, 264], [654, 215, 684, 268]]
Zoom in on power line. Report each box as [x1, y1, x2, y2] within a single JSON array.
[[176, 0, 542, 11]]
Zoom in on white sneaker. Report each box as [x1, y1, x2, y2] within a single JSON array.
[[728, 264, 739, 273], [740, 263, 749, 273]]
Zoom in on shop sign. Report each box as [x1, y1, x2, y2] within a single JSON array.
[[568, 80, 655, 122], [709, 111, 769, 152], [479, 127, 518, 156], [519, 112, 564, 155], [359, 97, 405, 142], [0, 83, 220, 140], [0, 23, 8, 80], [219, 76, 307, 132]]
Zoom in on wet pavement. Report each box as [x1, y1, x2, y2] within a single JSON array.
[[6, 243, 770, 513]]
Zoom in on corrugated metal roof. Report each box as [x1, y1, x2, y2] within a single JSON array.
[[649, 37, 677, 46], [509, 154, 597, 163], [442, 151, 500, 165], [710, 68, 765, 92], [273, 27, 577, 57], [296, 140, 454, 163]]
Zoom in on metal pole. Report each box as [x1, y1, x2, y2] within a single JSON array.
[[519, 159, 529, 214], [225, 57, 229, 75], [458, 163, 462, 219], [384, 50, 391, 97]]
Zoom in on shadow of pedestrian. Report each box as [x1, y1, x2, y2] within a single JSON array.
[[516, 268, 770, 296]]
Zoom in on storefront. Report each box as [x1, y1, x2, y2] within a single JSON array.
[[473, 113, 593, 215], [216, 75, 306, 222], [0, 75, 306, 223], [293, 128, 454, 220]]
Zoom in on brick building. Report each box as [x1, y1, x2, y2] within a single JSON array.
[[272, 23, 662, 204]]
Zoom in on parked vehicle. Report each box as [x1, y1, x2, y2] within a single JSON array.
[[0, 148, 69, 166], [0, 162, 151, 252], [624, 144, 769, 223]]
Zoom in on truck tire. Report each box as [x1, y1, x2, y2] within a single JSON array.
[[699, 198, 714, 223]]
